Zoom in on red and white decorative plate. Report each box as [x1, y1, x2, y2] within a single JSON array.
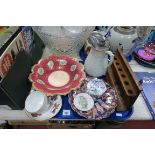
[[29, 55, 86, 96]]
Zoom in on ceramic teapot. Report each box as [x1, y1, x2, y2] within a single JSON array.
[[108, 26, 137, 57], [84, 31, 114, 77]]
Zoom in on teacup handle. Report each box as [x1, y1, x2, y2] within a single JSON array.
[[105, 51, 114, 67]]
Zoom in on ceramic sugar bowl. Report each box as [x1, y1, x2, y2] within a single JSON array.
[[84, 31, 114, 77], [108, 26, 137, 57]]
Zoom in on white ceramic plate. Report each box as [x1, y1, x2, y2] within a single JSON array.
[[73, 93, 94, 111], [25, 95, 62, 121]]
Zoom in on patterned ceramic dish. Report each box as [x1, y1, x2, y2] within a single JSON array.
[[29, 55, 86, 96], [133, 52, 155, 68], [136, 42, 155, 62], [68, 77, 118, 120], [137, 48, 155, 61]]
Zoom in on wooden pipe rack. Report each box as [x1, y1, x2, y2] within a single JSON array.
[[106, 49, 142, 112]]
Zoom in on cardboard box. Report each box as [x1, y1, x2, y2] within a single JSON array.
[[0, 29, 44, 110]]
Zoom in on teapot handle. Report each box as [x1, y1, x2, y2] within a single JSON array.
[[105, 51, 114, 67]]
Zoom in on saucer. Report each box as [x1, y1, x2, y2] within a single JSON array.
[[25, 95, 62, 121], [73, 93, 94, 111]]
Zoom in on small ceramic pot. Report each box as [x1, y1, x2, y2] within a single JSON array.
[[108, 26, 137, 56]]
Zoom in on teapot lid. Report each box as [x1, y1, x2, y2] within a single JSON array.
[[88, 31, 110, 51], [114, 26, 136, 35]]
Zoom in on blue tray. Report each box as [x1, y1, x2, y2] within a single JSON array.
[[53, 49, 133, 121]]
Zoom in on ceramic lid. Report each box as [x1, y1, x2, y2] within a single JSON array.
[[114, 26, 136, 35], [88, 31, 110, 52]]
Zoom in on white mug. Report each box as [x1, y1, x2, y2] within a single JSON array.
[[25, 91, 50, 115]]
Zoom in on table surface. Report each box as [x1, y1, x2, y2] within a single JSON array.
[[0, 59, 154, 122]]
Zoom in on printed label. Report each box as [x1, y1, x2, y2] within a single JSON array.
[[116, 113, 123, 117], [63, 110, 71, 116]]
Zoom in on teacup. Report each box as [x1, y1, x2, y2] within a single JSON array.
[[25, 91, 50, 116]]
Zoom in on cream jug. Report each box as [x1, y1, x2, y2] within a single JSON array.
[[84, 31, 114, 77]]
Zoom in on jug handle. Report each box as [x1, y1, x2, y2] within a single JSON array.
[[105, 51, 114, 67]]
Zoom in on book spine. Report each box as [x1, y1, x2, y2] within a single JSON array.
[[141, 91, 155, 120]]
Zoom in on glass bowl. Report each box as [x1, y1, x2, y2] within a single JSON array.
[[32, 26, 95, 58]]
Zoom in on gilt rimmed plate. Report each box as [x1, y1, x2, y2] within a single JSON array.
[[29, 55, 86, 96]]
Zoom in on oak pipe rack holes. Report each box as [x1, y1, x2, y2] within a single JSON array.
[[121, 74, 126, 78], [114, 57, 117, 61], [124, 81, 129, 86], [127, 89, 134, 95], [116, 62, 120, 66], [118, 68, 123, 71]]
